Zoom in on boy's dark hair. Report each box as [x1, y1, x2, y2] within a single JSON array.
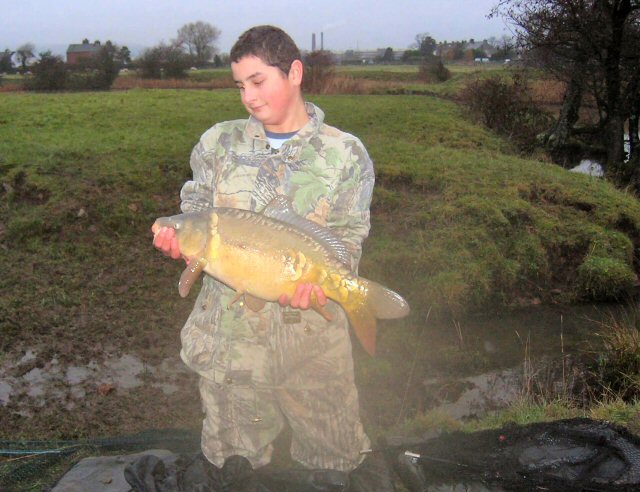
[[230, 25, 301, 75]]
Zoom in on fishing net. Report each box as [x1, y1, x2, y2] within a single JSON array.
[[391, 418, 640, 491], [3, 418, 640, 491], [0, 429, 200, 491]]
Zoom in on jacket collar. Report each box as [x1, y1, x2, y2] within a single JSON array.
[[245, 102, 324, 141]]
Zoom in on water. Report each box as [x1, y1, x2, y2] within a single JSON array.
[[0, 303, 634, 420], [415, 302, 633, 418], [569, 131, 638, 177]]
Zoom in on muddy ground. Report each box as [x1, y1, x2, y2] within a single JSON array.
[[0, 279, 623, 443]]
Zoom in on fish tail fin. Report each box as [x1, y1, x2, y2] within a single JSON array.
[[344, 279, 410, 356], [344, 303, 378, 356], [364, 279, 411, 320]]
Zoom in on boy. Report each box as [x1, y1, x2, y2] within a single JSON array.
[[153, 25, 393, 490]]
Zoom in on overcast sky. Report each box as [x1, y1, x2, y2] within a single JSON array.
[[2, 0, 510, 56]]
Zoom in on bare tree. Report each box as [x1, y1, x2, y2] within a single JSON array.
[[15, 43, 35, 72], [492, 1, 640, 180], [175, 21, 221, 67]]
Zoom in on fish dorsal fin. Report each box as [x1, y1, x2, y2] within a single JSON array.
[[262, 195, 352, 268]]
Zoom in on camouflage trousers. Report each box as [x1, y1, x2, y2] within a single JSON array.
[[193, 299, 370, 472]]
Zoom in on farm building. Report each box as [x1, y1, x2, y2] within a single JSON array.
[[66, 41, 102, 64]]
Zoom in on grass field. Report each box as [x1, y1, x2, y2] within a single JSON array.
[[2, 89, 637, 318], [2, 85, 640, 488], [2, 64, 640, 478]]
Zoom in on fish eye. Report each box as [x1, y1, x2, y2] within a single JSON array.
[[174, 222, 181, 230]]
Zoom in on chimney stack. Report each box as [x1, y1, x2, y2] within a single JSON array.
[[312, 33, 316, 51], [321, 32, 324, 51]]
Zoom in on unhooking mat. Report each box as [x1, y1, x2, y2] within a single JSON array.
[[43, 418, 640, 491], [391, 417, 640, 491]]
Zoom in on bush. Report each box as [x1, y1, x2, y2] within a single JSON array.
[[460, 73, 552, 153], [303, 51, 335, 93], [65, 46, 120, 91], [24, 52, 66, 91], [587, 314, 640, 401], [24, 44, 123, 92], [418, 56, 451, 83], [577, 255, 636, 300], [137, 44, 190, 79]]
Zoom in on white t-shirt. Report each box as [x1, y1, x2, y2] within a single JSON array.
[[265, 129, 298, 150]]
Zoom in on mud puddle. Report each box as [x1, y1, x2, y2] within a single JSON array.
[[0, 350, 194, 417]]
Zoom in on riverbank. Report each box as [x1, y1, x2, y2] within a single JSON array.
[[2, 86, 640, 488]]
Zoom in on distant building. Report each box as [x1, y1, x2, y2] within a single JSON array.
[[66, 41, 102, 64], [329, 48, 407, 64]]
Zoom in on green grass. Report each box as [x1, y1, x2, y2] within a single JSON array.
[[2, 88, 640, 444], [390, 398, 640, 436], [3, 82, 640, 490], [304, 94, 640, 314], [2, 89, 639, 327], [175, 63, 512, 95], [5, 90, 640, 322]]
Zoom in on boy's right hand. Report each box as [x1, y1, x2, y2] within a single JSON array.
[[151, 224, 182, 260]]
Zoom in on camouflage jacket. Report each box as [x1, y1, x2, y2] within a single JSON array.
[[178, 102, 375, 381]]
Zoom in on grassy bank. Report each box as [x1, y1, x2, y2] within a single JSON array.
[[2, 88, 640, 442], [3, 90, 638, 321]]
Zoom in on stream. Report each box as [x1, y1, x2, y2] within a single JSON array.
[[410, 301, 635, 419], [0, 302, 635, 420]]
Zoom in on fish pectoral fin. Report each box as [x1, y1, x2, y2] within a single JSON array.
[[226, 293, 266, 312], [178, 258, 207, 298], [311, 294, 333, 322], [244, 294, 266, 312], [227, 292, 244, 308]]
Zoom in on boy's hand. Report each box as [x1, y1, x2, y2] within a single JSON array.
[[151, 224, 182, 260], [278, 283, 327, 310]]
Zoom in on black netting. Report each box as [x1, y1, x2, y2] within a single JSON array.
[[4, 419, 640, 491], [0, 429, 200, 491], [390, 418, 640, 491]]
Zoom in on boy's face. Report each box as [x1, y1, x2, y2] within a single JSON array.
[[231, 55, 302, 131]]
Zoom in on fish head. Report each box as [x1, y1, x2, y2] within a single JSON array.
[[153, 212, 209, 258]]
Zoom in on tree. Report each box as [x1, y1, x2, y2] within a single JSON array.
[[414, 33, 437, 57], [25, 51, 66, 91], [382, 47, 395, 63], [175, 21, 221, 67], [491, 35, 516, 61], [0, 49, 15, 73], [92, 41, 121, 88], [119, 46, 132, 65], [492, 1, 640, 182], [303, 50, 335, 93], [450, 41, 467, 61], [137, 43, 191, 79], [401, 49, 424, 64], [67, 39, 127, 90], [15, 43, 35, 73]]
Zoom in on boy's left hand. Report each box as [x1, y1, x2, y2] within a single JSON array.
[[279, 283, 327, 310]]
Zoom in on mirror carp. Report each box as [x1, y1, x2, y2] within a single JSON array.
[[153, 196, 409, 355]]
